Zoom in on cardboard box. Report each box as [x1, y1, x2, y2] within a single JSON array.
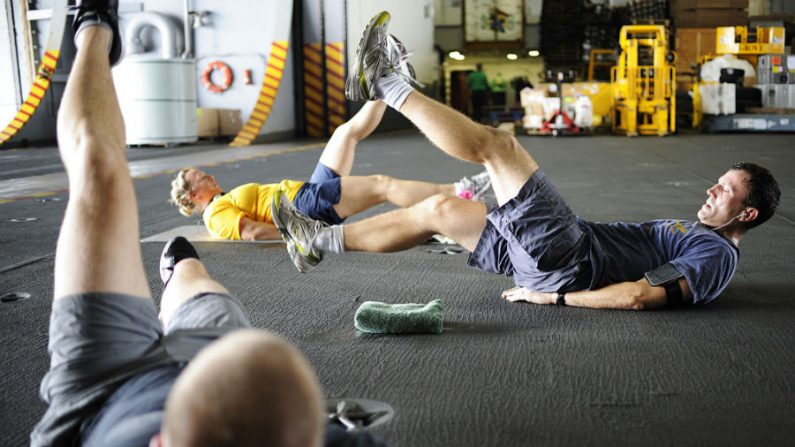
[[674, 0, 747, 9], [674, 9, 748, 27], [675, 28, 717, 74], [197, 108, 219, 138], [196, 108, 243, 138], [219, 109, 243, 136]]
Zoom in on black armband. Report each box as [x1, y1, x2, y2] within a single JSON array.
[[663, 280, 684, 306], [645, 263, 686, 307], [644, 263, 684, 287]]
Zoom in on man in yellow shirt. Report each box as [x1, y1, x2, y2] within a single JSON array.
[[170, 100, 491, 241]]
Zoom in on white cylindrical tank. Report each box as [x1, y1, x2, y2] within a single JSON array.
[[113, 57, 198, 145], [574, 96, 593, 128]]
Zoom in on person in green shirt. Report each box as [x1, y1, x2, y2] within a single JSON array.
[[466, 63, 490, 122], [491, 72, 507, 106]]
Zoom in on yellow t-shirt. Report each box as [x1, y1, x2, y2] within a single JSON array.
[[202, 180, 304, 240]]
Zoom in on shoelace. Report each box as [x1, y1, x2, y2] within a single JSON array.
[[287, 207, 326, 250], [386, 40, 425, 88]]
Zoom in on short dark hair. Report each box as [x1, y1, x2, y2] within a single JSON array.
[[731, 162, 780, 230], [476, 63, 483, 71]]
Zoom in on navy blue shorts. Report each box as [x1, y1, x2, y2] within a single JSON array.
[[467, 170, 592, 292], [294, 162, 344, 225]]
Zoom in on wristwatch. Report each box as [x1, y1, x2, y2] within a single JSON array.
[[556, 292, 567, 306]]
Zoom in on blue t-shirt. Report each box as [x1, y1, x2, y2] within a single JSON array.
[[80, 365, 390, 447], [581, 219, 740, 304], [81, 365, 180, 447]]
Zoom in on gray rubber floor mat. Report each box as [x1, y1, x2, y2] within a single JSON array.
[[2, 131, 794, 446]]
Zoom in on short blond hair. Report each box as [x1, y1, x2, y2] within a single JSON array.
[[170, 169, 196, 216]]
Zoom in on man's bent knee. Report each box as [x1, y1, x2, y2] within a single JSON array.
[[363, 174, 395, 196], [368, 174, 394, 186], [486, 127, 519, 155], [483, 128, 537, 170], [464, 126, 518, 164], [65, 141, 130, 195], [333, 121, 363, 142], [416, 194, 461, 222], [60, 119, 125, 151]]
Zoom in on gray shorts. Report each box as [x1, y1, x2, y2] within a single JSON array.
[[467, 170, 592, 292], [32, 292, 250, 446]]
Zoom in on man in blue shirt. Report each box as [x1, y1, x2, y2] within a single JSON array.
[[32, 2, 388, 446], [273, 11, 781, 310]]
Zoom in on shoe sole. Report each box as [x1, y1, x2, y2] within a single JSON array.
[[159, 236, 198, 285], [346, 11, 390, 101], [73, 7, 124, 66], [271, 192, 321, 271]]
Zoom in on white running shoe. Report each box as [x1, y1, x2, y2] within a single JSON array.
[[345, 11, 423, 101], [345, 11, 392, 101], [385, 34, 423, 88], [455, 170, 492, 201]]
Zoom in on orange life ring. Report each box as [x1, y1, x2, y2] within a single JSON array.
[[201, 61, 233, 93]]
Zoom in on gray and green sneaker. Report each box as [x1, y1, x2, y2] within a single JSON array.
[[345, 11, 392, 101], [271, 191, 327, 273]]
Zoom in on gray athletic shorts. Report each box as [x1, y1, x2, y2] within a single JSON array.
[[33, 292, 251, 445], [467, 170, 592, 292]]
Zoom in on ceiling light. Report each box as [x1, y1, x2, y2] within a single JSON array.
[[528, 50, 540, 57], [448, 51, 465, 61], [506, 53, 518, 60]]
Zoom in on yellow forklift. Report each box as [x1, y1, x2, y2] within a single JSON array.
[[611, 25, 676, 136]]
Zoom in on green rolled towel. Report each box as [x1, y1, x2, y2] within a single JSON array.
[[354, 300, 444, 334]]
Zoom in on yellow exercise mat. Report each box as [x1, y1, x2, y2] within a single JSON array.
[[141, 225, 284, 244]]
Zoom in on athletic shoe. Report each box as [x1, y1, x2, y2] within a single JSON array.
[[385, 34, 423, 87], [159, 236, 200, 287], [345, 11, 392, 101], [455, 170, 492, 200], [72, 0, 123, 66], [271, 191, 327, 273]]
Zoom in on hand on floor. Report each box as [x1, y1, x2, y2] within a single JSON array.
[[501, 287, 554, 305]]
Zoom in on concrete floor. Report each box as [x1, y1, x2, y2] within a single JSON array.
[[1, 130, 794, 446]]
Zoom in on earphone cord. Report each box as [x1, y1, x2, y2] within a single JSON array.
[[711, 214, 742, 232]]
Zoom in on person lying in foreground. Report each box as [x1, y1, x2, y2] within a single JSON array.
[[32, 2, 388, 446]]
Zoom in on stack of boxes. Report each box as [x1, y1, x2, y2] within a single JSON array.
[[757, 54, 793, 109], [196, 108, 243, 139], [670, 0, 749, 27], [791, 55, 795, 108], [671, 1, 749, 91], [674, 28, 716, 86], [540, 0, 584, 75]]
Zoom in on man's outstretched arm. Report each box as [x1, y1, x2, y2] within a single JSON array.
[[502, 278, 691, 310], [239, 217, 281, 241]]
